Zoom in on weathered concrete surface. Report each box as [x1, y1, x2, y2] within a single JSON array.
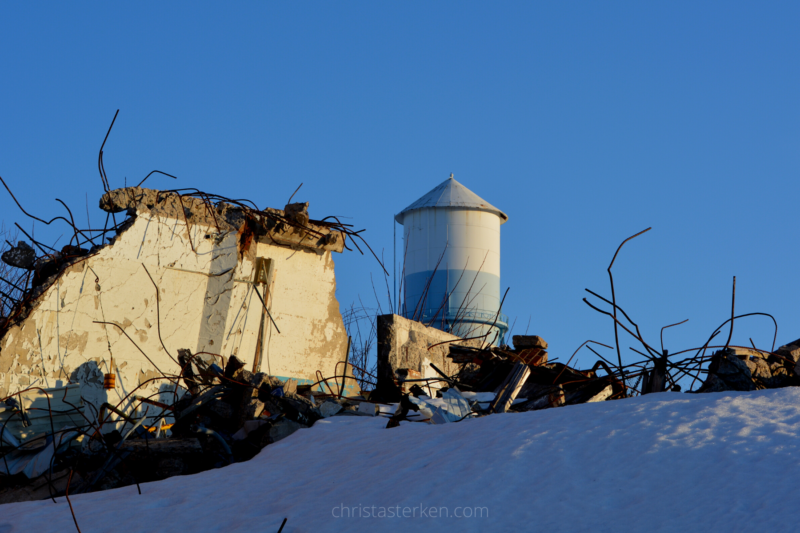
[[0, 188, 355, 424], [375, 314, 484, 401], [698, 349, 758, 393], [1, 241, 36, 269], [99, 187, 345, 253], [512, 335, 547, 350]]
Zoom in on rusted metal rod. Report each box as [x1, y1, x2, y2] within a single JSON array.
[[606, 227, 651, 394]]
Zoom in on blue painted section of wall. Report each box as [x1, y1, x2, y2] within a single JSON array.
[[403, 269, 508, 341]]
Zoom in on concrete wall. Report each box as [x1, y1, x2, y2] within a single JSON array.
[[0, 197, 352, 419], [375, 313, 484, 401]]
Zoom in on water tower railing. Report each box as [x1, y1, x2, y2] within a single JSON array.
[[402, 308, 509, 337]]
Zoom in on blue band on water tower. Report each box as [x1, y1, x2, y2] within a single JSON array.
[[402, 269, 508, 341]]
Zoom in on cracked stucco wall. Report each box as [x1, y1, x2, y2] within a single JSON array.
[[0, 204, 350, 417]]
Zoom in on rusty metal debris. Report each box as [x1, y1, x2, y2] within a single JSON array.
[[0, 113, 797, 530], [580, 229, 791, 397], [0, 110, 385, 342], [0, 181, 383, 340], [0, 113, 391, 514], [370, 228, 799, 431], [0, 350, 378, 505]]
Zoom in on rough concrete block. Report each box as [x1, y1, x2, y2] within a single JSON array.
[[375, 314, 484, 403], [1, 241, 36, 269], [701, 350, 756, 392], [778, 344, 800, 363], [357, 402, 377, 416], [745, 357, 772, 380], [512, 335, 548, 350], [269, 419, 304, 444], [319, 401, 343, 418], [728, 347, 767, 359]]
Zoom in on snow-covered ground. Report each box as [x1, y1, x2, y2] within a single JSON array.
[[3, 388, 800, 532]]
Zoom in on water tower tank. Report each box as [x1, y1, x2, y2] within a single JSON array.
[[396, 174, 508, 343]]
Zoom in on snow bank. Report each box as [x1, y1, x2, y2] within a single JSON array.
[[3, 388, 800, 532]]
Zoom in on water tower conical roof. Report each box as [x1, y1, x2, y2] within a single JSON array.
[[395, 175, 508, 225]]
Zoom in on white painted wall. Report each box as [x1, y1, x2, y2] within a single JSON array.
[[0, 204, 350, 421]]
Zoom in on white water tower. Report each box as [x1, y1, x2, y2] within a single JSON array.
[[395, 174, 508, 343]]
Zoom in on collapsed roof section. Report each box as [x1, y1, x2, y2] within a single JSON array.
[[99, 187, 345, 254], [0, 184, 382, 337]]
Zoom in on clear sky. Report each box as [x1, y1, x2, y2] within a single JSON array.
[[1, 2, 797, 374]]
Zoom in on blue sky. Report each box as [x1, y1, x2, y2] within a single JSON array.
[[1, 2, 797, 373]]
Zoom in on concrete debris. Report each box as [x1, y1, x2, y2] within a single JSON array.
[[512, 335, 548, 350], [284, 202, 310, 227], [697, 342, 800, 393], [378, 332, 625, 428], [318, 401, 343, 418], [4, 154, 800, 514], [490, 362, 531, 414], [0, 384, 85, 447], [0, 241, 36, 270], [444, 340, 620, 413], [357, 402, 378, 416], [779, 343, 800, 364], [375, 313, 484, 403], [0, 350, 371, 504]]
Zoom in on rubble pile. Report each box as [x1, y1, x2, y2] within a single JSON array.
[[697, 340, 800, 393], [450, 335, 623, 411], [384, 333, 800, 428], [0, 333, 628, 502], [5, 333, 800, 504], [382, 335, 623, 427], [0, 351, 368, 504]]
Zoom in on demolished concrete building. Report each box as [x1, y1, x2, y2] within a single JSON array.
[[0, 186, 358, 425], [2, 171, 798, 505]]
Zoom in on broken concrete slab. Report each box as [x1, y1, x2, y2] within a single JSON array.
[[319, 401, 343, 418], [512, 335, 548, 350], [491, 362, 531, 414], [0, 384, 85, 446], [357, 402, 377, 416], [698, 349, 757, 392], [120, 438, 203, 455], [727, 347, 768, 359], [1, 241, 36, 269], [777, 343, 800, 364], [745, 357, 772, 381], [269, 419, 304, 444], [586, 384, 613, 403], [99, 187, 345, 253]]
